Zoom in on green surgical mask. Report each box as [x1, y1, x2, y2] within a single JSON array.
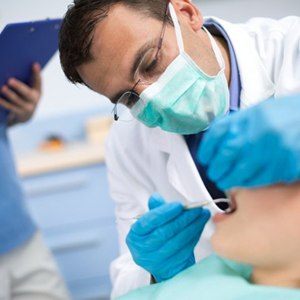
[[131, 3, 230, 134]]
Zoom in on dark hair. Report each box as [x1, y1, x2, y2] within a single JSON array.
[[59, 0, 169, 84]]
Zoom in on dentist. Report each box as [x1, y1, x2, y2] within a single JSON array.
[[59, 0, 300, 297]]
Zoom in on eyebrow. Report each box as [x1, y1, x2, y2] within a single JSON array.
[[110, 38, 158, 105]]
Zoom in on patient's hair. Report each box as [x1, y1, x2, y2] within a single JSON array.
[[59, 0, 170, 84]]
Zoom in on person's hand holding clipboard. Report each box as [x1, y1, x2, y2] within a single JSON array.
[[0, 62, 42, 125], [0, 19, 61, 125]]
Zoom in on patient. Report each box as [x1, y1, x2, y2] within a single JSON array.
[[118, 183, 300, 299]]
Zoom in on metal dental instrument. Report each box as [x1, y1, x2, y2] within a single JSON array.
[[117, 197, 232, 221]]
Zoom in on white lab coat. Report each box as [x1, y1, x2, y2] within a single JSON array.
[[106, 16, 300, 298]]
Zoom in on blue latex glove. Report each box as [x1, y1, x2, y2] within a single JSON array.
[[126, 194, 211, 282], [198, 95, 300, 190]]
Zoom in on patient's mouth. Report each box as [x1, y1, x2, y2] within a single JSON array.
[[213, 194, 237, 214], [226, 194, 237, 214], [212, 194, 237, 223]]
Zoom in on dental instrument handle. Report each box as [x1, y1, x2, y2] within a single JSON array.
[[120, 200, 214, 221], [184, 200, 211, 210]]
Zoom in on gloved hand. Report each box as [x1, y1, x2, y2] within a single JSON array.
[[126, 194, 211, 282], [198, 95, 300, 190]]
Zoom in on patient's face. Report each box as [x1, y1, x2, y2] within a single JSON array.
[[211, 183, 300, 269]]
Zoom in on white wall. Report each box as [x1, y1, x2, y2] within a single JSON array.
[[1, 0, 299, 121]]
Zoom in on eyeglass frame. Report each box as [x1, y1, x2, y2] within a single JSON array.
[[113, 0, 171, 121]]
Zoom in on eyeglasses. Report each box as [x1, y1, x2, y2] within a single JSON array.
[[113, 1, 170, 121]]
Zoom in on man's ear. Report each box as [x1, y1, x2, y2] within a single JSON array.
[[171, 0, 204, 32]]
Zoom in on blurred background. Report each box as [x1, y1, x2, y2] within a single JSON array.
[[1, 0, 299, 299]]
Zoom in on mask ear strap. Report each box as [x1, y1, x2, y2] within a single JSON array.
[[203, 27, 225, 70], [168, 3, 185, 53]]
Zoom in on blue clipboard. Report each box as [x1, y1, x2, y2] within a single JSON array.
[[0, 18, 62, 122]]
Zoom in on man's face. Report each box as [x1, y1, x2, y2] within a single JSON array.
[[212, 184, 300, 270], [77, 1, 220, 106]]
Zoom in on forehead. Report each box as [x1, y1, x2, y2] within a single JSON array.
[[77, 4, 163, 97]]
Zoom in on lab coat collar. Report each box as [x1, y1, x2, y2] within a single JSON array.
[[206, 17, 275, 107]]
